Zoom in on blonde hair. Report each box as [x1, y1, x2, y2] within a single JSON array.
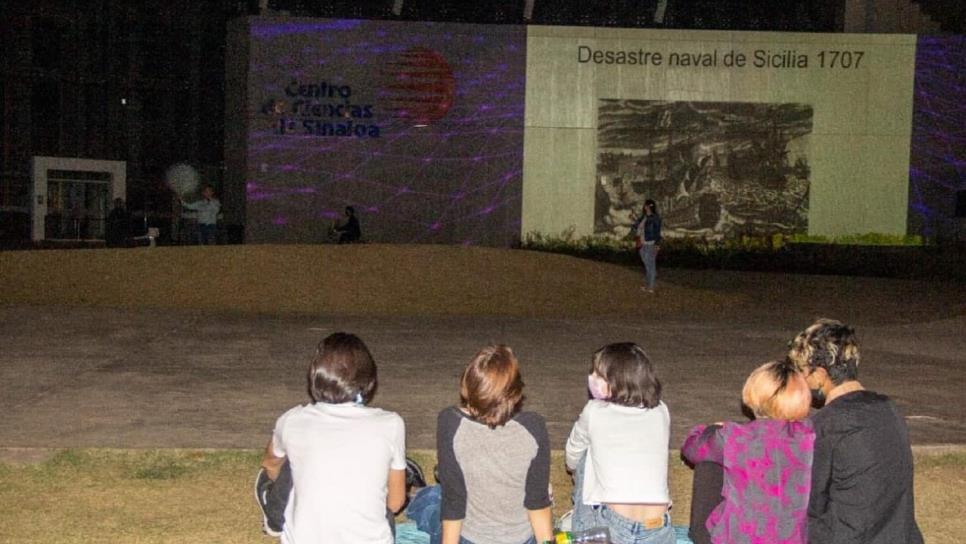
[[742, 360, 811, 421]]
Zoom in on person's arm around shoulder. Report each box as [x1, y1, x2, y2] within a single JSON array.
[[681, 422, 726, 465], [519, 412, 554, 543]]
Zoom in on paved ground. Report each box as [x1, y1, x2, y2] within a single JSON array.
[[2, 267, 964, 451]]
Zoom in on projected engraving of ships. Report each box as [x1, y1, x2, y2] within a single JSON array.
[[595, 99, 814, 240]]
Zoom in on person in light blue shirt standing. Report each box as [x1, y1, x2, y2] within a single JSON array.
[[181, 185, 221, 245]]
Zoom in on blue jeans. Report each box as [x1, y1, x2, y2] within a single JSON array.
[[572, 454, 674, 544], [407, 485, 536, 544], [638, 244, 658, 289], [199, 223, 217, 245]]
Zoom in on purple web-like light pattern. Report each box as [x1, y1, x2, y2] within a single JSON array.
[[245, 19, 526, 246], [909, 36, 966, 238]]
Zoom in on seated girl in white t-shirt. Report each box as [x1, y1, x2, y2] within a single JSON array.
[[565, 342, 674, 544], [255, 332, 407, 544]]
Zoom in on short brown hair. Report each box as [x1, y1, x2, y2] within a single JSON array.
[[460, 345, 525, 428], [307, 332, 377, 404], [742, 360, 811, 421], [591, 343, 662, 409]]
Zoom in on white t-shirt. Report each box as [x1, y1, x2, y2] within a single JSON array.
[[272, 402, 406, 544], [565, 399, 670, 505]]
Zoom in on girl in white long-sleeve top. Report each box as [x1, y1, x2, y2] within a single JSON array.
[[565, 343, 674, 544]]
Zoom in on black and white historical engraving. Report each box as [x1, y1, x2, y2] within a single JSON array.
[[595, 99, 814, 240]]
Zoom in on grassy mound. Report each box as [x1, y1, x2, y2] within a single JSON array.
[[0, 245, 737, 317]]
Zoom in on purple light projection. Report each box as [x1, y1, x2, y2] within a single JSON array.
[[909, 36, 966, 239], [243, 18, 526, 246]]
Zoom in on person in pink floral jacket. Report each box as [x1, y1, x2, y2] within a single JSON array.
[[681, 360, 815, 544]]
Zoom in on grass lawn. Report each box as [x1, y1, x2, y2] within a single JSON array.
[[0, 448, 963, 543]]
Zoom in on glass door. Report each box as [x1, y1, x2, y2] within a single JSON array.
[[45, 170, 112, 240]]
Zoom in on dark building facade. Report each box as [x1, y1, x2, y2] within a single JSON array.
[[1, 0, 242, 241], [2, 0, 962, 244]]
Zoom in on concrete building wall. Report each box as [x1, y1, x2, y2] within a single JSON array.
[[843, 0, 942, 33]]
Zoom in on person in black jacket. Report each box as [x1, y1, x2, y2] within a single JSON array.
[[787, 319, 923, 544], [333, 206, 361, 244], [105, 198, 130, 247]]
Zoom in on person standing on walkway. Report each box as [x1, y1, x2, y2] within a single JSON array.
[[633, 200, 662, 293], [181, 185, 221, 245], [105, 197, 130, 247]]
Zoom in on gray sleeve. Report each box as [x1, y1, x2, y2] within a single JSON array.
[[517, 412, 552, 510], [436, 407, 468, 520]]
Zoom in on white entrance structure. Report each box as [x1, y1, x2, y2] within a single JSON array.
[[31, 156, 126, 242]]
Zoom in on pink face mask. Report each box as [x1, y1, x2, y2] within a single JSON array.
[[587, 373, 610, 400]]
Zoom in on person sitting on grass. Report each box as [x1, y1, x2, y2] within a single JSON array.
[[681, 360, 815, 544], [565, 342, 675, 544], [333, 205, 361, 244], [254, 332, 407, 543], [787, 319, 923, 544], [407, 345, 554, 544]]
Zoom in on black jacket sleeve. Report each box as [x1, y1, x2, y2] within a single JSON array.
[[436, 407, 468, 520], [518, 412, 552, 510]]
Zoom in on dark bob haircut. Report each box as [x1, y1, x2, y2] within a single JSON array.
[[307, 332, 377, 404], [591, 342, 662, 408], [460, 345, 525, 428]]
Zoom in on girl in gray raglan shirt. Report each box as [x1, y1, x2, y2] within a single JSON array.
[[408, 345, 553, 544]]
